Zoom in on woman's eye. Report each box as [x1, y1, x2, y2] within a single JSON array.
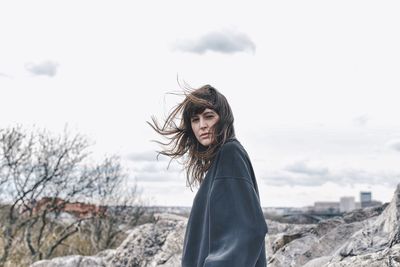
[[191, 115, 213, 122]]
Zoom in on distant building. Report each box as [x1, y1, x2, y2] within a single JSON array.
[[340, 196, 356, 212], [359, 192, 383, 208], [20, 197, 107, 219], [360, 191, 372, 208], [314, 201, 340, 213]]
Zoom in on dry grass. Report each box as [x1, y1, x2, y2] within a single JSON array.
[[0, 210, 157, 267]]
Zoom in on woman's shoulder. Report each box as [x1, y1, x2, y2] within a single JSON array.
[[217, 137, 251, 163], [213, 137, 254, 182], [220, 137, 244, 153]]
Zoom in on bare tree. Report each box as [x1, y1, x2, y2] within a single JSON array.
[[0, 125, 40, 264], [0, 125, 147, 266], [79, 155, 153, 255]]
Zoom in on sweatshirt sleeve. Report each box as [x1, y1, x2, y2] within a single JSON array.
[[203, 143, 268, 267]]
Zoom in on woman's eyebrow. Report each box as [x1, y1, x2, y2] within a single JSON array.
[[192, 111, 215, 118]]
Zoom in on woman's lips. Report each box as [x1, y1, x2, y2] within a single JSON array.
[[200, 133, 209, 138]]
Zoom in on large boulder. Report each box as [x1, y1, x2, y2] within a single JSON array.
[[29, 255, 107, 267], [270, 184, 400, 267], [30, 213, 186, 267], [31, 184, 400, 267], [108, 213, 185, 266]]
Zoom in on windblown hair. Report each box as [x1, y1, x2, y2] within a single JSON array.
[[147, 84, 236, 191]]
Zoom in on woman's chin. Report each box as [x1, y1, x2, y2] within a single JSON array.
[[200, 141, 211, 147]]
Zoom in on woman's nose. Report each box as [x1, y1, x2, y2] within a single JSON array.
[[199, 118, 207, 128]]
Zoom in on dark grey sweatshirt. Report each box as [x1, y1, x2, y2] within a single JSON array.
[[181, 137, 268, 267]]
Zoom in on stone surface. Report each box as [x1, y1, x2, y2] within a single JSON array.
[[30, 255, 107, 267], [30, 185, 400, 267], [107, 213, 186, 266], [265, 184, 399, 266]]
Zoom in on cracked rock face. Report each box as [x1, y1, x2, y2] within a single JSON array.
[[30, 255, 107, 267], [31, 185, 400, 267], [270, 184, 400, 267], [109, 214, 186, 266], [30, 213, 187, 267]]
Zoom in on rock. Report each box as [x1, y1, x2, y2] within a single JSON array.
[[272, 232, 304, 253], [30, 213, 186, 267], [30, 255, 107, 267], [267, 234, 319, 266], [265, 219, 316, 235], [323, 244, 400, 267], [266, 217, 366, 266], [93, 249, 115, 263], [107, 214, 186, 266], [337, 185, 399, 256], [269, 184, 400, 267], [30, 185, 400, 267], [342, 203, 389, 223], [302, 256, 332, 267]]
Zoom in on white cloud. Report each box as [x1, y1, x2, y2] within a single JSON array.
[[0, 72, 12, 78], [353, 114, 370, 127], [172, 28, 256, 55], [284, 160, 330, 176], [386, 139, 400, 152], [132, 172, 180, 182], [262, 163, 400, 188], [25, 60, 59, 77], [125, 153, 184, 183], [125, 150, 169, 162]]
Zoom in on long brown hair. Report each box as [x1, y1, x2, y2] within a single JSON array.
[[147, 84, 236, 191]]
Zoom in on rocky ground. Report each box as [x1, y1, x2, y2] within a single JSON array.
[[31, 184, 400, 267]]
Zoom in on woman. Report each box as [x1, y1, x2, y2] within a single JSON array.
[[147, 84, 268, 267]]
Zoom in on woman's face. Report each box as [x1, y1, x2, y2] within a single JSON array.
[[191, 108, 220, 147]]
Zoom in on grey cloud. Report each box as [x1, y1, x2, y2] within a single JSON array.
[[386, 139, 400, 152], [25, 60, 59, 77], [262, 165, 400, 187], [126, 152, 184, 183], [332, 168, 400, 187], [125, 151, 169, 162], [131, 162, 182, 173], [133, 171, 181, 183], [263, 172, 321, 187], [353, 114, 369, 126], [133, 163, 165, 173], [173, 29, 256, 55], [284, 160, 329, 176], [0, 72, 12, 78]]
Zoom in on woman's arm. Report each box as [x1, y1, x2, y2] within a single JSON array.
[[204, 177, 268, 267], [204, 142, 268, 267]]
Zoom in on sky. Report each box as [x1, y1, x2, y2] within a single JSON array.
[[1, 0, 400, 207]]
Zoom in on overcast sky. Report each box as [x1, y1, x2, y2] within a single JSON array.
[[1, 0, 399, 207]]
